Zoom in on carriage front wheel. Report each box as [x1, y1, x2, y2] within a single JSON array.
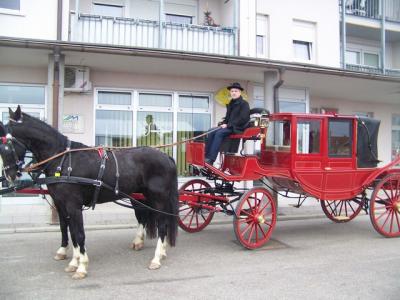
[[178, 179, 214, 233], [370, 173, 400, 237], [233, 188, 277, 249]]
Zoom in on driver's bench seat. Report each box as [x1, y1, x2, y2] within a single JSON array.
[[219, 107, 269, 154]]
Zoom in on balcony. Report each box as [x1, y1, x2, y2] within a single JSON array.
[[346, 63, 400, 77], [69, 13, 236, 56], [342, 0, 400, 22]]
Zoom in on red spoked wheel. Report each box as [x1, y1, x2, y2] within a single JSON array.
[[370, 173, 400, 237], [321, 196, 365, 223], [178, 179, 214, 233], [233, 188, 277, 249]]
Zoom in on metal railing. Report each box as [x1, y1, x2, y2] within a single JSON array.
[[341, 0, 400, 22], [346, 64, 400, 77], [70, 13, 236, 56]]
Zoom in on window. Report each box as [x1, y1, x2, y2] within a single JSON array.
[[266, 120, 291, 151], [166, 14, 192, 24], [293, 40, 312, 61], [346, 50, 361, 65], [345, 49, 380, 68], [0, 0, 19, 10], [256, 15, 268, 58], [93, 3, 123, 17], [95, 90, 211, 176], [328, 119, 353, 157], [280, 100, 306, 113], [364, 52, 379, 68], [0, 84, 45, 105], [392, 114, 400, 160], [297, 120, 321, 154]]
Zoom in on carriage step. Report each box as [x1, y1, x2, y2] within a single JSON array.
[[333, 216, 350, 221]]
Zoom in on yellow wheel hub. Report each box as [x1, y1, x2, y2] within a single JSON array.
[[396, 202, 400, 213], [257, 215, 265, 224]]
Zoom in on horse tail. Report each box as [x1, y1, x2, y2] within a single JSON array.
[[166, 157, 178, 247]]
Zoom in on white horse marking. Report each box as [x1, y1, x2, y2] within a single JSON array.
[[132, 224, 145, 250], [65, 246, 80, 273], [72, 252, 89, 280], [54, 246, 68, 261], [148, 238, 168, 270]]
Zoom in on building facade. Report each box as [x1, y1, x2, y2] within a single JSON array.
[[0, 0, 399, 224]]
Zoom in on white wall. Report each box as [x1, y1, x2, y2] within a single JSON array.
[[241, 0, 341, 67], [0, 0, 57, 40], [311, 96, 400, 165]]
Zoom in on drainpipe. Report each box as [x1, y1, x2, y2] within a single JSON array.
[[381, 0, 386, 74], [50, 0, 63, 225], [341, 0, 347, 69]]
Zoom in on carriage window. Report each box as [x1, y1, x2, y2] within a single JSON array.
[[297, 120, 321, 154], [266, 120, 291, 151], [328, 119, 352, 157]]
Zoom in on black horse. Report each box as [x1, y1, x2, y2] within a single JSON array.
[[0, 106, 178, 279]]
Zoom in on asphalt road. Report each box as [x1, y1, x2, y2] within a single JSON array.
[[1, 215, 399, 300]]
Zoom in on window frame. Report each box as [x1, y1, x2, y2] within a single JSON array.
[[92, 2, 124, 18], [0, 0, 21, 15], [94, 88, 213, 174]]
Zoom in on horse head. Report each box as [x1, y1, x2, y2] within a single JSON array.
[[0, 110, 29, 183]]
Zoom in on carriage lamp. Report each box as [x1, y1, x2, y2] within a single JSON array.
[[260, 115, 269, 128]]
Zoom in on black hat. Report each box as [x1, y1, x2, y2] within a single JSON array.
[[227, 82, 244, 91]]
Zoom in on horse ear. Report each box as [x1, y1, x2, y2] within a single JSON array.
[[15, 105, 22, 121], [0, 122, 5, 136], [8, 107, 14, 120]]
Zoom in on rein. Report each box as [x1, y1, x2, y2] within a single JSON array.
[[22, 127, 220, 173]]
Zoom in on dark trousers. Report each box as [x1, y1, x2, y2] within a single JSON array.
[[205, 127, 233, 161]]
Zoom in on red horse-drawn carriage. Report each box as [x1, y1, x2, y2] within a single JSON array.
[[177, 111, 400, 249]]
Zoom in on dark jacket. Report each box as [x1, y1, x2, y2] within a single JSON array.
[[222, 96, 250, 133]]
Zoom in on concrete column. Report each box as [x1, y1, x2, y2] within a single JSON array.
[[380, 0, 386, 74], [263, 71, 278, 113], [341, 0, 347, 68], [159, 0, 165, 48]]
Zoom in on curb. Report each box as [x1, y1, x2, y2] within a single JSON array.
[[0, 213, 325, 234]]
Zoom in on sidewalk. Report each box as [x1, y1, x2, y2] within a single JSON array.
[[0, 199, 326, 234]]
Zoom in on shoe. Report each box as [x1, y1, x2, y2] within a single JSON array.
[[204, 158, 214, 165]]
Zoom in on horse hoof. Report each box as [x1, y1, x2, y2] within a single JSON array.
[[54, 254, 67, 261], [132, 242, 144, 251], [72, 272, 87, 280], [148, 262, 161, 270], [65, 265, 78, 273]]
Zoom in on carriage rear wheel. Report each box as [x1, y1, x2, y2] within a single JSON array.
[[178, 179, 214, 233], [320, 197, 365, 223], [370, 173, 400, 237], [233, 188, 277, 249]]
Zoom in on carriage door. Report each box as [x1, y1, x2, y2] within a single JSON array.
[[322, 118, 355, 199], [293, 118, 324, 193]]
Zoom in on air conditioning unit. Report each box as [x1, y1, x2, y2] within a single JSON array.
[[64, 66, 92, 92]]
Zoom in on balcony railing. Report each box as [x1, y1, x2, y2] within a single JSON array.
[[346, 63, 400, 77], [341, 0, 400, 22], [69, 13, 236, 56]]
